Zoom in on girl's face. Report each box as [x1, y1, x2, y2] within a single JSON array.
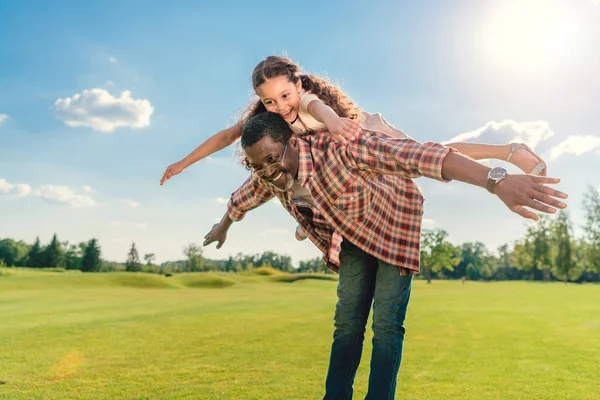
[[255, 75, 302, 124]]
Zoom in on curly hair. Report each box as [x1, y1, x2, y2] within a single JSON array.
[[239, 112, 293, 171], [250, 55, 362, 121], [241, 112, 293, 149]]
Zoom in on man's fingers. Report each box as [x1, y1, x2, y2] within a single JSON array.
[[531, 190, 568, 209], [216, 240, 223, 249], [512, 205, 539, 221], [525, 198, 557, 214], [534, 184, 568, 199], [532, 176, 560, 185]]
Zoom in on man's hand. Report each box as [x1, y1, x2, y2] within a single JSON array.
[[494, 175, 567, 220], [203, 223, 228, 249]]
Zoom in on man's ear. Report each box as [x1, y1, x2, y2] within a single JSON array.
[[289, 136, 298, 149]]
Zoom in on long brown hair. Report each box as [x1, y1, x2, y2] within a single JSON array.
[[250, 55, 362, 120]]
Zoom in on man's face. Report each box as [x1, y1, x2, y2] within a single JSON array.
[[244, 135, 299, 192]]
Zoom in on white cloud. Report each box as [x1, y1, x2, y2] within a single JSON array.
[[549, 135, 600, 160], [134, 222, 148, 229], [54, 89, 154, 132], [0, 114, 8, 126], [34, 185, 97, 207], [120, 198, 140, 208], [82, 185, 94, 192], [0, 179, 31, 196], [214, 197, 229, 204], [105, 80, 115, 87], [422, 218, 435, 226], [109, 56, 118, 63], [444, 120, 555, 150]]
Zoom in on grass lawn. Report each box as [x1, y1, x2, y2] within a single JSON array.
[[1, 268, 599, 399]]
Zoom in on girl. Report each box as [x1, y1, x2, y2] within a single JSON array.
[[160, 56, 546, 187]]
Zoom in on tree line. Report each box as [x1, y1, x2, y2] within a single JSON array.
[[1, 186, 599, 283]]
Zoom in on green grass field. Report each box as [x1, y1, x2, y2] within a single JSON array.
[[1, 268, 599, 399]]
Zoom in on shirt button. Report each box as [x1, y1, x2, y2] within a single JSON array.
[[350, 196, 355, 201]]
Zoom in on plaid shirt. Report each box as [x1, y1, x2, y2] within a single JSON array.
[[227, 130, 452, 275]]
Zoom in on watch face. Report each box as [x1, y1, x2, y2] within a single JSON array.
[[490, 167, 506, 180]]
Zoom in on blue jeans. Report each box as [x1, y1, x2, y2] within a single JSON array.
[[323, 240, 413, 400]]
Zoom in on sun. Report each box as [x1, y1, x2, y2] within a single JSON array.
[[483, 0, 583, 73]]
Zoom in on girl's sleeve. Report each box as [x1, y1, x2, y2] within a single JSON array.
[[299, 91, 321, 114]]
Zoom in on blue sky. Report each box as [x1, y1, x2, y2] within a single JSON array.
[[1, 0, 599, 264]]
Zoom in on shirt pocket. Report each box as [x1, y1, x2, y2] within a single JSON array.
[[334, 183, 372, 222]]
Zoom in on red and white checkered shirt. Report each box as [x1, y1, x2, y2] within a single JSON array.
[[227, 130, 452, 275]]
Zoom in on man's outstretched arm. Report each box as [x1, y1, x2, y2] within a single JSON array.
[[440, 150, 567, 220], [344, 132, 568, 221], [203, 176, 275, 249]]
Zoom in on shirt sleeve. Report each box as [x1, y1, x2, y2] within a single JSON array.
[[299, 91, 321, 114], [227, 176, 275, 221], [345, 131, 454, 182]]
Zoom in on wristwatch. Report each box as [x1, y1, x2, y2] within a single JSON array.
[[487, 167, 507, 194]]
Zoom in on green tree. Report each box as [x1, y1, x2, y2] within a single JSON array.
[[496, 244, 514, 280], [457, 242, 488, 280], [297, 257, 332, 274], [183, 243, 203, 272], [420, 229, 461, 283], [64, 241, 85, 270], [512, 238, 535, 279], [0, 239, 19, 266], [42, 233, 64, 269], [144, 253, 156, 265], [81, 239, 102, 272], [551, 211, 582, 283], [125, 242, 142, 272], [583, 186, 600, 273], [527, 216, 553, 281], [27, 237, 44, 268]]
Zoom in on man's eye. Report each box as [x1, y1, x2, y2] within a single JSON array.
[[282, 94, 288, 98]]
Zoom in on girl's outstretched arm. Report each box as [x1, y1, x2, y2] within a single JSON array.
[[306, 99, 360, 143], [446, 142, 547, 176], [160, 121, 243, 185]]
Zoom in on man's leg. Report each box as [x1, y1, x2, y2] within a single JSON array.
[[323, 241, 377, 400], [366, 261, 413, 400]]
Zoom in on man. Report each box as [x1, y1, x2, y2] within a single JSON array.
[[204, 112, 567, 399]]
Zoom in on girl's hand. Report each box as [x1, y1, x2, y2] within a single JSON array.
[[160, 161, 185, 186], [326, 117, 361, 144], [203, 223, 228, 249], [507, 143, 547, 176]]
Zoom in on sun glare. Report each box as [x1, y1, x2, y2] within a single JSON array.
[[484, 1, 583, 73]]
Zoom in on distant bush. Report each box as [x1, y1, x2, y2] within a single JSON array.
[[44, 268, 67, 273], [0, 268, 12, 277], [270, 274, 338, 283], [253, 267, 286, 276], [178, 274, 236, 289], [108, 273, 173, 289]]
